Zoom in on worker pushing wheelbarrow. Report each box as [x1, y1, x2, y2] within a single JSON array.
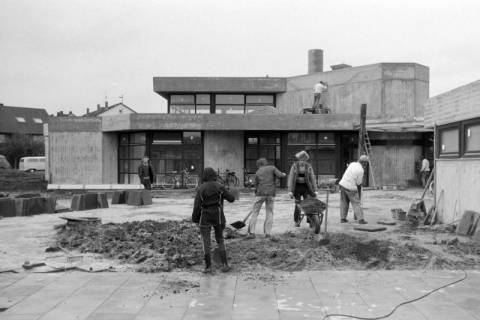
[[295, 197, 326, 234]]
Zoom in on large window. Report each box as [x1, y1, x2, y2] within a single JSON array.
[[439, 127, 459, 155], [150, 132, 202, 178], [119, 132, 146, 184], [168, 93, 275, 114], [465, 121, 480, 155], [245, 133, 281, 173], [215, 94, 275, 114], [437, 118, 480, 158], [169, 94, 210, 114], [287, 132, 336, 182]]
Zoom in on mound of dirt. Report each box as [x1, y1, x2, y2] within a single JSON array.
[[56, 220, 479, 273]]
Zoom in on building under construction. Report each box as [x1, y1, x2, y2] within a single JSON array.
[[46, 50, 432, 188]]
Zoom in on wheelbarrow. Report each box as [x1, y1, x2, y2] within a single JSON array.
[[295, 197, 326, 234]]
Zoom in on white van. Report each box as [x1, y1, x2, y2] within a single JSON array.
[[19, 156, 45, 172]]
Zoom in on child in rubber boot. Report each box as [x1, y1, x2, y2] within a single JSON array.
[[192, 167, 235, 273]]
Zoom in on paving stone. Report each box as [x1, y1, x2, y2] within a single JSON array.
[[37, 276, 130, 320], [456, 210, 480, 236], [0, 315, 41, 320], [0, 198, 16, 217], [232, 281, 278, 320], [3, 273, 94, 315], [86, 313, 136, 320]]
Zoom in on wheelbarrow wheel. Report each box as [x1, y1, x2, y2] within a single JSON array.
[[309, 214, 321, 234]]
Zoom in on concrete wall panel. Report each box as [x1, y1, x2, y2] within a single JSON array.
[[102, 132, 118, 184], [204, 131, 244, 186], [435, 159, 480, 223], [383, 80, 415, 120], [49, 131, 103, 184]]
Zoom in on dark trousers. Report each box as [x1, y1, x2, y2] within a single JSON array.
[[141, 178, 152, 190], [293, 183, 315, 222], [200, 224, 225, 255]]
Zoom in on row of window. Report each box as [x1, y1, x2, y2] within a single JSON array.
[[118, 132, 203, 184], [169, 94, 275, 114], [438, 118, 480, 158]]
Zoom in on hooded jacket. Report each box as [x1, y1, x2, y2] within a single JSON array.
[[192, 167, 235, 226]]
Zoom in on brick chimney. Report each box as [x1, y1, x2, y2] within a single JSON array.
[[86, 108, 90, 114], [97, 104, 101, 110], [105, 100, 108, 108]]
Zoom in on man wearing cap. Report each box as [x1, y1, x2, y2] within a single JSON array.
[[338, 155, 369, 224]]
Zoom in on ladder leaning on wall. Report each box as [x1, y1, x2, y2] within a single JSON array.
[[364, 131, 377, 189]]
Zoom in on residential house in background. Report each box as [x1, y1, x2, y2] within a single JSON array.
[[83, 102, 136, 117], [0, 103, 48, 145], [46, 49, 432, 187], [0, 103, 49, 167]]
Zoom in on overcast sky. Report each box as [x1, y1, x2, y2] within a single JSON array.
[[1, 0, 479, 115]]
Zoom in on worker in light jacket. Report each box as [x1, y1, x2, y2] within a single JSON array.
[[338, 155, 369, 224], [288, 150, 318, 227]]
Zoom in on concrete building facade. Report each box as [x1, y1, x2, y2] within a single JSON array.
[[46, 50, 431, 188], [424, 80, 480, 223]]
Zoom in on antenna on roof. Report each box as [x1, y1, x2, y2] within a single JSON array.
[[119, 95, 124, 103]]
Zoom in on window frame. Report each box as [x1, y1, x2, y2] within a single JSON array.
[[462, 118, 480, 158], [437, 124, 460, 158], [168, 93, 276, 114]]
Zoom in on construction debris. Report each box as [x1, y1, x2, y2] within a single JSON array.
[[456, 210, 480, 236]]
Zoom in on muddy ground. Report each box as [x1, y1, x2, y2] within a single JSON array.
[[1, 188, 479, 277], [55, 218, 480, 274]]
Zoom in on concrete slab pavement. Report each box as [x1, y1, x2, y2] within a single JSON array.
[[1, 270, 479, 320]]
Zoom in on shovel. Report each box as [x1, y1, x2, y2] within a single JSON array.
[[230, 210, 253, 230]]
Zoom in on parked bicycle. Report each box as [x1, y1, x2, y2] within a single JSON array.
[[160, 168, 199, 189], [243, 168, 255, 188], [217, 169, 239, 188]]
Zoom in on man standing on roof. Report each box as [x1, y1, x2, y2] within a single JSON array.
[[288, 150, 318, 227], [312, 80, 328, 112], [338, 155, 369, 224]]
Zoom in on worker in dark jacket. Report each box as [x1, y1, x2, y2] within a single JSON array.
[[192, 167, 235, 273], [247, 158, 286, 238], [138, 156, 154, 190]]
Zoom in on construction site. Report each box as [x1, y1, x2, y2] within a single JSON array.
[[1, 1, 480, 318]]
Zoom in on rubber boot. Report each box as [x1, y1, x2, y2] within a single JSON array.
[[220, 250, 231, 272], [203, 254, 212, 274]]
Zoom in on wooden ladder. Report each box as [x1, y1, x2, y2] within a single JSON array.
[[364, 131, 377, 189]]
